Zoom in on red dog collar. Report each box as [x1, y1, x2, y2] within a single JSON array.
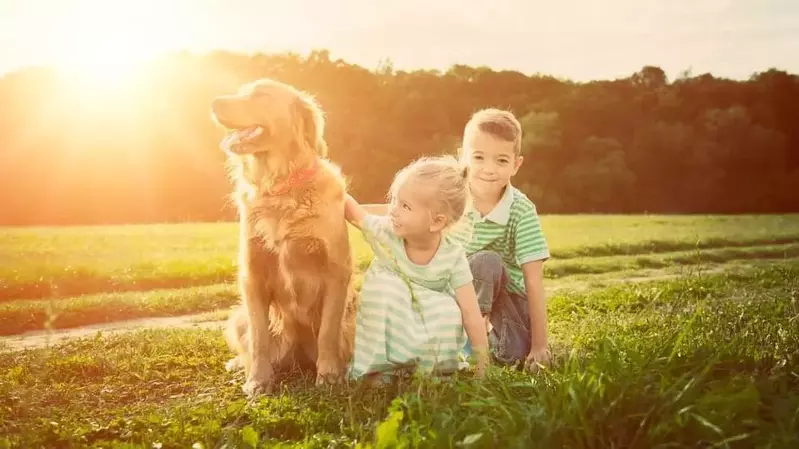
[[266, 159, 320, 196]]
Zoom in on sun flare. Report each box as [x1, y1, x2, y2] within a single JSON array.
[[41, 1, 192, 89], [52, 36, 155, 88]]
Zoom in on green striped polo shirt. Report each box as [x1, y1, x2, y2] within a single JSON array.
[[449, 184, 550, 295]]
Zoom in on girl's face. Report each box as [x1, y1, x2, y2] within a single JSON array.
[[388, 181, 446, 240]]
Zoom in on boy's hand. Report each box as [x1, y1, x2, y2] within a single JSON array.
[[521, 260, 549, 374], [524, 346, 551, 374], [471, 346, 489, 378]]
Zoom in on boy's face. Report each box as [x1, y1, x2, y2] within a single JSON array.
[[462, 128, 522, 199]]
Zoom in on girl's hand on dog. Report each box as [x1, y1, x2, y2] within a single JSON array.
[[344, 194, 365, 228]]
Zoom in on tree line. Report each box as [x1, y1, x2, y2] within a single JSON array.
[[0, 49, 797, 225]]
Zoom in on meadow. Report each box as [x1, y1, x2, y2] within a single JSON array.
[[1, 214, 798, 448]]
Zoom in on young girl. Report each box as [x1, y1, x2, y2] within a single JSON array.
[[344, 156, 489, 383]]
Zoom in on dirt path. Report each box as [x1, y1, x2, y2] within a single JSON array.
[[0, 313, 227, 352], [0, 263, 740, 353], [546, 264, 730, 294]]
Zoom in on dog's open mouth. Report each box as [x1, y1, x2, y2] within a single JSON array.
[[228, 125, 263, 140], [221, 126, 265, 154]]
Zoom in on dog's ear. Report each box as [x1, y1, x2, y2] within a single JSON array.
[[292, 96, 327, 157]]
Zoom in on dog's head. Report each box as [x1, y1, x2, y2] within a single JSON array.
[[212, 78, 327, 159], [212, 78, 328, 191]]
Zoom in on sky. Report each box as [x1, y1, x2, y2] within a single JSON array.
[[0, 0, 798, 82]]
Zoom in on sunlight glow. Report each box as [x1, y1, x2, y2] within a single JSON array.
[[52, 31, 155, 88], [40, 1, 193, 89]]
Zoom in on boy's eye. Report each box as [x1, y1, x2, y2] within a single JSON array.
[[498, 159, 509, 164], [403, 203, 411, 211]]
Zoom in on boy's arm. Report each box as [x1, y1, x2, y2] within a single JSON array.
[[512, 202, 551, 373], [344, 194, 366, 229], [522, 260, 550, 372], [454, 284, 489, 377]]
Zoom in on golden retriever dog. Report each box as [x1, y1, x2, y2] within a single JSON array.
[[211, 78, 357, 396]]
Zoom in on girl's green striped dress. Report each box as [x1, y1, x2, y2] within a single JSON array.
[[349, 214, 474, 379]]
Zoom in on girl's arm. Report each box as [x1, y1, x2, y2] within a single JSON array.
[[360, 203, 389, 215], [454, 283, 489, 377], [344, 194, 366, 229]]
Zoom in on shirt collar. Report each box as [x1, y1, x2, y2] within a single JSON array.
[[468, 184, 514, 226]]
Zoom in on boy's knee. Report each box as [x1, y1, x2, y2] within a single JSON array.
[[469, 251, 504, 279]]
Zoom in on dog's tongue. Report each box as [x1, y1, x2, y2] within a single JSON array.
[[239, 126, 263, 140], [221, 126, 263, 152], [231, 126, 263, 141]]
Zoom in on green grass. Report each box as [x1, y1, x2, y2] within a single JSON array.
[[0, 273, 367, 336], [0, 224, 373, 301], [545, 242, 799, 278], [3, 215, 798, 301], [0, 284, 239, 337], [1, 219, 798, 334], [2, 264, 797, 448], [2, 250, 795, 338], [2, 216, 798, 447], [541, 214, 799, 258]]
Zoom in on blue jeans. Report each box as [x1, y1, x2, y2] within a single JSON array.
[[463, 251, 532, 366]]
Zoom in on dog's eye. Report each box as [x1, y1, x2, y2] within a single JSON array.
[[259, 125, 273, 139], [251, 91, 272, 101]]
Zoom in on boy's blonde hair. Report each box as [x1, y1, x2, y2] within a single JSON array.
[[388, 156, 470, 227], [464, 108, 523, 156]]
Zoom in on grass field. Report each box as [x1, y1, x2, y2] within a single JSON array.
[[3, 214, 799, 301], [1, 215, 798, 448]]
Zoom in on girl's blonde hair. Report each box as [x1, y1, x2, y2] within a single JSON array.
[[387, 155, 470, 227]]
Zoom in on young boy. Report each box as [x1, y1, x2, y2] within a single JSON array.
[[450, 108, 550, 372], [361, 108, 551, 372]]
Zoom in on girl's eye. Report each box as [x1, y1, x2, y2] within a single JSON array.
[[403, 203, 411, 211], [473, 155, 484, 161]]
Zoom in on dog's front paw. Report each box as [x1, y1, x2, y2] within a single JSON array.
[[315, 357, 345, 386], [225, 357, 243, 372], [243, 376, 275, 397], [243, 362, 275, 397]]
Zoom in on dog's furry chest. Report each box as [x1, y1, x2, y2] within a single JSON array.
[[246, 227, 326, 310], [239, 191, 345, 323], [252, 215, 293, 251], [246, 210, 331, 280], [246, 199, 312, 249]]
